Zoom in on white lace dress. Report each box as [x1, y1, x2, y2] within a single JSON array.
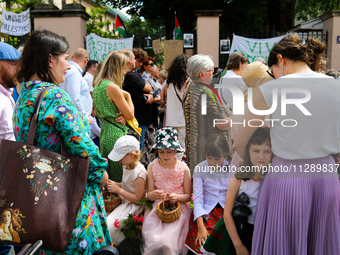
[[107, 163, 146, 246]]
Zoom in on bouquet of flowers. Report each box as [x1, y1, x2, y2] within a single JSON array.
[[114, 214, 144, 238]]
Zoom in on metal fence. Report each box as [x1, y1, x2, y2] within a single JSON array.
[[218, 29, 285, 68], [2, 34, 29, 49], [138, 30, 196, 49]]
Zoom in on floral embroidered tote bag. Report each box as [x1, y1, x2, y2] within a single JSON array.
[[0, 87, 89, 252]]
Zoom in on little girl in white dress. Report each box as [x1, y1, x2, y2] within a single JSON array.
[[106, 135, 147, 246]]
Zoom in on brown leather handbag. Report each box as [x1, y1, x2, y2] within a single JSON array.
[[0, 87, 89, 252]]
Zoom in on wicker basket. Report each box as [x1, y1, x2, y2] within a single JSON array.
[[157, 196, 181, 223], [103, 192, 121, 212]]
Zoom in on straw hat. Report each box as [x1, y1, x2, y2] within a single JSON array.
[[242, 61, 272, 88], [242, 62, 273, 101]]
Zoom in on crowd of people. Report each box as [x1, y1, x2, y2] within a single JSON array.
[[0, 29, 340, 255]]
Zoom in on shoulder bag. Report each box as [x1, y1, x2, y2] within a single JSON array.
[[0, 87, 89, 252]]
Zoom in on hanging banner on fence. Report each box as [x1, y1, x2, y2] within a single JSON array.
[[164, 40, 183, 69], [229, 34, 286, 63], [85, 33, 134, 62], [1, 8, 30, 36]]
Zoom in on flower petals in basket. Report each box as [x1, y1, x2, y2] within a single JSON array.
[[157, 196, 181, 223], [103, 191, 121, 212]]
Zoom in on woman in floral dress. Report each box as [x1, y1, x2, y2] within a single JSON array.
[[13, 30, 112, 254]]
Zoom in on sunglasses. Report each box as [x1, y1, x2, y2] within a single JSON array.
[[145, 63, 154, 66], [266, 68, 275, 79]]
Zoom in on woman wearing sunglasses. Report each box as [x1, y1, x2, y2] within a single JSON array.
[[140, 57, 161, 167], [234, 34, 340, 255]]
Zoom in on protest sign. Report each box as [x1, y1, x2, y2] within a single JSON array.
[[164, 40, 183, 69], [85, 33, 133, 62], [230, 34, 286, 63], [1, 8, 30, 36], [183, 33, 194, 48], [152, 39, 162, 54], [220, 39, 230, 54]]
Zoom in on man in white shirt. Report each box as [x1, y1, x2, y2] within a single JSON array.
[[83, 60, 98, 95], [0, 42, 21, 142], [59, 48, 92, 120], [0, 42, 21, 254]]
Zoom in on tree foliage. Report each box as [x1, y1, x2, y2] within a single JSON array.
[[98, 0, 282, 36], [0, 0, 45, 48], [86, 6, 114, 36], [98, 0, 340, 35], [0, 0, 45, 13], [125, 14, 165, 64], [293, 0, 340, 20], [125, 14, 165, 44]]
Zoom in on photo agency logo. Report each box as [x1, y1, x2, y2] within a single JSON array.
[[205, 80, 312, 128]]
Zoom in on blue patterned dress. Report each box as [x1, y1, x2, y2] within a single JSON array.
[[13, 81, 112, 254]]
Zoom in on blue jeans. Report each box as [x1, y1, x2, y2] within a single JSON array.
[[92, 137, 100, 148], [0, 244, 11, 255], [139, 125, 147, 149]]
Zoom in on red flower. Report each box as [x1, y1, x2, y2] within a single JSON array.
[[133, 214, 144, 223], [98, 237, 103, 244], [26, 100, 34, 107], [114, 219, 120, 228]]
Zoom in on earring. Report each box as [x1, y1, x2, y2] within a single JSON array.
[[281, 65, 284, 77]]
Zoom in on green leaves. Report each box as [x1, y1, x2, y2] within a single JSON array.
[[137, 199, 153, 211], [293, 0, 340, 20], [123, 228, 136, 238], [0, 0, 45, 13], [87, 7, 113, 37]]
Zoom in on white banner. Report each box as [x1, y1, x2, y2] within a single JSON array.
[[85, 33, 134, 62], [1, 8, 30, 36], [229, 34, 286, 63]]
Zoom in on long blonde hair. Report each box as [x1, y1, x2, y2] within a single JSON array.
[[94, 51, 129, 88], [127, 150, 141, 169]]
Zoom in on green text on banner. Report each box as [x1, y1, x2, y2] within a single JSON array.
[[229, 34, 286, 63], [85, 33, 134, 62]]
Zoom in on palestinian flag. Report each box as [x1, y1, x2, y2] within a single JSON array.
[[115, 14, 127, 38], [173, 12, 182, 40]]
